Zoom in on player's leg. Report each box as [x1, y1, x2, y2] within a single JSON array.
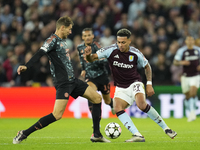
[[102, 94, 114, 114], [114, 86, 145, 142], [87, 81, 98, 113], [82, 85, 110, 142], [114, 97, 143, 136], [13, 99, 68, 144], [181, 76, 191, 120], [187, 86, 198, 121], [135, 93, 177, 139]]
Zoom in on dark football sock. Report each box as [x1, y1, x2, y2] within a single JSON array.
[[23, 113, 56, 136], [92, 103, 102, 137], [87, 100, 93, 113], [109, 98, 113, 108]]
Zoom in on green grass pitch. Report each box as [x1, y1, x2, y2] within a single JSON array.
[[0, 117, 200, 150]]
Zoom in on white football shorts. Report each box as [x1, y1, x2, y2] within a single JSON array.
[[181, 75, 200, 93], [114, 82, 145, 107]]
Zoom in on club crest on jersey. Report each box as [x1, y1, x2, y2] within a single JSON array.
[[129, 55, 134, 62]]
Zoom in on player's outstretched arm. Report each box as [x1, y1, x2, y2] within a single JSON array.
[[17, 65, 27, 75], [144, 63, 155, 97], [85, 46, 98, 62], [173, 59, 190, 66]]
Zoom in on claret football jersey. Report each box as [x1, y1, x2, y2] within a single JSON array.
[[97, 43, 148, 88], [174, 45, 200, 77]]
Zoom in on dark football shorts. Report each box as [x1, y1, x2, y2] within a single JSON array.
[[87, 74, 110, 95], [55, 78, 88, 99]]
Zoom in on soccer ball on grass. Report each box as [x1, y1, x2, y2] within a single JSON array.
[[104, 122, 122, 139]]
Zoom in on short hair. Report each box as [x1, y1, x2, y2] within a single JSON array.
[[56, 16, 74, 29], [82, 28, 93, 33], [117, 28, 131, 39]]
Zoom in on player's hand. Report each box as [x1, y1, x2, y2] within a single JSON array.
[[17, 65, 27, 75], [181, 60, 190, 66], [146, 85, 155, 97], [84, 46, 92, 56]]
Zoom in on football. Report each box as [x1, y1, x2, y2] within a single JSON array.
[[104, 122, 122, 139]]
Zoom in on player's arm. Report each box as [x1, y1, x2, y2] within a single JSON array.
[[85, 46, 99, 62], [17, 49, 46, 75], [144, 63, 155, 97], [173, 59, 190, 66]]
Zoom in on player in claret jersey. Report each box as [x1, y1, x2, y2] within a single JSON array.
[[173, 36, 200, 122], [85, 28, 177, 142]]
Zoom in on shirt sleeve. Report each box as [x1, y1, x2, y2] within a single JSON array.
[[77, 46, 86, 70], [96, 44, 116, 59], [137, 51, 148, 68], [25, 49, 46, 69], [174, 48, 183, 61]]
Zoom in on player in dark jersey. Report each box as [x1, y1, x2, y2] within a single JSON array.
[[173, 36, 200, 122], [77, 28, 114, 117], [13, 16, 110, 144], [85, 28, 177, 142]]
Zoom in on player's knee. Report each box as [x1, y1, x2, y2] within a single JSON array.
[[137, 103, 147, 112], [104, 100, 110, 105], [93, 93, 102, 104]]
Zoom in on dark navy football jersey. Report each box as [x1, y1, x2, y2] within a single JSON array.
[[77, 41, 108, 79], [97, 43, 148, 88], [35, 34, 75, 85]]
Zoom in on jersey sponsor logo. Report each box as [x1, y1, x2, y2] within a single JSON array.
[[114, 54, 119, 58], [113, 61, 134, 68], [129, 55, 134, 62], [185, 56, 199, 61]]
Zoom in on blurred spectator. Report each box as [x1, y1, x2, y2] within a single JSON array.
[[92, 15, 106, 40], [188, 12, 200, 39], [0, 4, 14, 27], [20, 52, 35, 86], [128, 0, 146, 25], [114, 13, 131, 34], [152, 53, 172, 85], [108, 0, 123, 24], [2, 50, 14, 82], [0, 62, 7, 85], [40, 4, 57, 26], [0, 35, 13, 62], [11, 0, 28, 15], [34, 55, 51, 86], [24, 11, 44, 32], [99, 27, 116, 47], [9, 55, 20, 86]]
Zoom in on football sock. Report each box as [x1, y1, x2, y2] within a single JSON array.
[[145, 104, 167, 130], [92, 103, 102, 137], [23, 113, 56, 136], [116, 110, 141, 136], [87, 100, 93, 113], [184, 99, 190, 111], [188, 97, 195, 111], [194, 96, 198, 110], [109, 98, 113, 108]]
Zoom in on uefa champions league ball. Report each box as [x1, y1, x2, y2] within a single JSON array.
[[104, 122, 122, 139]]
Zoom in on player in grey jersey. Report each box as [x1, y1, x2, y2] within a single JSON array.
[[13, 16, 110, 144], [77, 28, 114, 117], [85, 28, 177, 142], [173, 36, 200, 122]]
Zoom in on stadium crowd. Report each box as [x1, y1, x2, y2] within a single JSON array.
[[0, 0, 200, 87]]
